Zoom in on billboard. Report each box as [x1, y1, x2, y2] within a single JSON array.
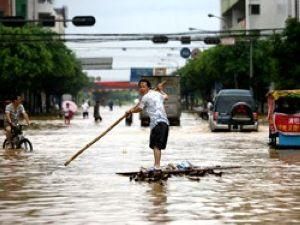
[[79, 57, 113, 70], [130, 68, 153, 82]]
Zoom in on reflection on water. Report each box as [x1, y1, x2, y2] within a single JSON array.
[[269, 148, 300, 164], [0, 106, 299, 224], [146, 183, 170, 224]]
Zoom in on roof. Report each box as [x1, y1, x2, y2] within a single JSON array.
[[267, 90, 300, 100], [217, 89, 252, 96]]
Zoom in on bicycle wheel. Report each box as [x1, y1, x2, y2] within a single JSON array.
[[2, 139, 15, 149], [17, 139, 33, 152]]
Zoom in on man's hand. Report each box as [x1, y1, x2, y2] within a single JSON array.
[[10, 122, 16, 128], [155, 81, 167, 91], [155, 81, 168, 100], [157, 83, 163, 91], [125, 109, 133, 117]]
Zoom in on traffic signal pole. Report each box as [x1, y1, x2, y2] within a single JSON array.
[[0, 16, 96, 27]]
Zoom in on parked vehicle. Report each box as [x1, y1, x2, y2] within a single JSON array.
[[2, 124, 33, 151], [140, 75, 181, 126], [208, 89, 258, 131], [267, 90, 300, 148]]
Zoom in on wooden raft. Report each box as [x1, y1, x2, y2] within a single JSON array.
[[116, 164, 240, 183]]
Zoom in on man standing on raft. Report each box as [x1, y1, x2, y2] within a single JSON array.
[[126, 79, 169, 171]]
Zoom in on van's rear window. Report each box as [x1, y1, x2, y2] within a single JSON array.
[[215, 96, 255, 113]]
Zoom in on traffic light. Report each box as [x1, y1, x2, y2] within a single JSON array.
[[152, 35, 168, 44], [40, 16, 55, 27], [0, 16, 26, 27], [72, 16, 96, 26], [180, 36, 191, 44], [203, 37, 221, 45]]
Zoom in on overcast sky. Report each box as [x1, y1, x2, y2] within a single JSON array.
[[54, 0, 221, 81]]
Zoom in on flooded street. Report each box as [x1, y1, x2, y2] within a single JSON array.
[[0, 105, 299, 225]]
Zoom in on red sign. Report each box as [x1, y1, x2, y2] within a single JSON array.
[[274, 113, 300, 133]]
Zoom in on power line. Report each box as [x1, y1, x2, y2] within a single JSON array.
[[0, 27, 284, 36]]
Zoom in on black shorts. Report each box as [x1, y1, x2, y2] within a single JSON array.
[[149, 122, 169, 150]]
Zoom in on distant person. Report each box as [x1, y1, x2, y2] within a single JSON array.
[[94, 100, 102, 122], [207, 101, 213, 111], [4, 95, 31, 146], [63, 103, 73, 125], [108, 100, 114, 111], [125, 113, 133, 126], [126, 79, 169, 171], [81, 101, 89, 119]]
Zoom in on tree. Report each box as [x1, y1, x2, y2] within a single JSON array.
[[271, 18, 300, 89], [0, 25, 88, 113], [178, 37, 274, 111]]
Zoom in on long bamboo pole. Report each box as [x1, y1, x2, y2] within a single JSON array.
[[64, 113, 127, 166], [64, 80, 167, 166]]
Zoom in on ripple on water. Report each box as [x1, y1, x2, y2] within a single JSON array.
[[0, 108, 299, 224]]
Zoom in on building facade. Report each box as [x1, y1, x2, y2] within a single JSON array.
[[221, 0, 300, 30], [0, 0, 66, 33], [0, 0, 14, 17]]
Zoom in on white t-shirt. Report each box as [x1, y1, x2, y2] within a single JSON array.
[[5, 103, 25, 125], [139, 90, 169, 129], [82, 102, 89, 113]]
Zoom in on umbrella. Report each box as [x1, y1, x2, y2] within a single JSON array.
[[62, 100, 78, 113]]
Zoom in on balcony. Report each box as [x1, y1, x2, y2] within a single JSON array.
[[221, 0, 241, 14]]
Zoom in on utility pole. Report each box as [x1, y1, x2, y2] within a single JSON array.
[[249, 38, 253, 92]]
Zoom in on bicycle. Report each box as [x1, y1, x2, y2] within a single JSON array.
[[2, 124, 33, 152]]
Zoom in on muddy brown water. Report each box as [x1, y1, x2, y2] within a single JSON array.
[[0, 106, 299, 225]]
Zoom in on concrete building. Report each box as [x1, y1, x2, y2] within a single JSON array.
[[221, 0, 300, 30], [0, 0, 67, 33], [0, 0, 14, 16]]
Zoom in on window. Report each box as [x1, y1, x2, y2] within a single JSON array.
[[250, 4, 260, 15], [39, 13, 51, 20], [0, 11, 4, 17], [38, 0, 53, 3]]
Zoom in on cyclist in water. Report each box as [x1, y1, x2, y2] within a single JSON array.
[[4, 95, 31, 146]]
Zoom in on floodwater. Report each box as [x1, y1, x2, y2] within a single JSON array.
[[0, 105, 299, 225]]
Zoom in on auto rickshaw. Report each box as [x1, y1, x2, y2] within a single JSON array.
[[267, 90, 300, 148]]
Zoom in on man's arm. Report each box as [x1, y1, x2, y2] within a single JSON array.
[[156, 83, 168, 100], [5, 112, 12, 125], [126, 105, 142, 115], [22, 112, 31, 125]]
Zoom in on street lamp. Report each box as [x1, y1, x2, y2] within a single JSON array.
[[207, 13, 227, 30], [188, 27, 206, 32]]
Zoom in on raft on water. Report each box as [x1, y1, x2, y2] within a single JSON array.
[[116, 162, 240, 183]]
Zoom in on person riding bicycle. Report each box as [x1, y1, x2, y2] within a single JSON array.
[[4, 95, 31, 146]]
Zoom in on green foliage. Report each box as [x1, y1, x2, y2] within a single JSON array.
[[179, 41, 267, 100], [178, 18, 299, 105], [271, 18, 300, 89], [0, 25, 88, 96]]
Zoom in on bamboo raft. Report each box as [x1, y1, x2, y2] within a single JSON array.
[[117, 163, 240, 183]]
